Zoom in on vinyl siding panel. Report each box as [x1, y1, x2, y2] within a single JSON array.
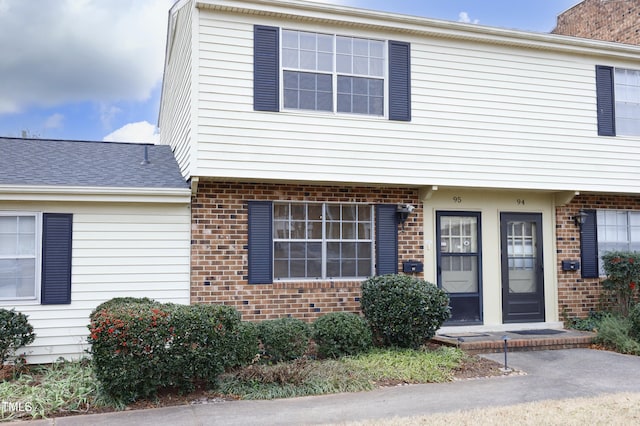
[[159, 3, 194, 178], [193, 9, 640, 194], [0, 202, 190, 364]]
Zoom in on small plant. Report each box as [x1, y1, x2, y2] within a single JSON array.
[[565, 310, 607, 332], [312, 312, 372, 358], [628, 303, 640, 340], [594, 314, 640, 355], [0, 309, 35, 366], [601, 252, 640, 316], [360, 274, 451, 349], [257, 317, 311, 362]]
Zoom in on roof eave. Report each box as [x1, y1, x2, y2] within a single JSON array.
[[196, 0, 640, 61], [0, 185, 191, 204]]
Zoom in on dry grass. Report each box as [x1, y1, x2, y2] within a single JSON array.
[[339, 392, 640, 425]]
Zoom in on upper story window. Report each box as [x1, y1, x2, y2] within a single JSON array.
[[281, 30, 385, 116], [0, 213, 39, 301], [614, 68, 640, 136], [596, 65, 640, 137], [254, 25, 411, 122]]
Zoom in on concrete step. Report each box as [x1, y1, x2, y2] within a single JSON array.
[[432, 329, 596, 355]]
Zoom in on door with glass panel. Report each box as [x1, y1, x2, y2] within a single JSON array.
[[500, 213, 544, 323], [436, 212, 482, 324]]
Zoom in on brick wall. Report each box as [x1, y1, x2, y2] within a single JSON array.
[[552, 0, 640, 45], [191, 180, 423, 322], [557, 193, 640, 319]]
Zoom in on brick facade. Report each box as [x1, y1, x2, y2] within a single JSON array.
[[552, 0, 640, 45], [557, 194, 640, 319], [191, 180, 423, 322]]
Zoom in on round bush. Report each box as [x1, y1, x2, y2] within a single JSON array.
[[257, 317, 311, 362], [312, 312, 372, 358], [360, 274, 451, 349], [0, 309, 35, 364]]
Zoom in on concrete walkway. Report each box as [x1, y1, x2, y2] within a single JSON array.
[[14, 348, 640, 425]]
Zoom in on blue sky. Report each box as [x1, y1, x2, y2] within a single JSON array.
[[0, 0, 582, 143]]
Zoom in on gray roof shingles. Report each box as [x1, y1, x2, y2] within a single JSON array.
[[0, 137, 188, 189]]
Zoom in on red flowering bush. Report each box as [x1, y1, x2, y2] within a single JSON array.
[[602, 252, 640, 316], [87, 299, 258, 403]]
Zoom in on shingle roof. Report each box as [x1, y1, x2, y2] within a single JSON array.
[[0, 137, 188, 189]]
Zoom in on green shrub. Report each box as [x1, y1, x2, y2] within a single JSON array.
[[88, 300, 257, 403], [566, 310, 607, 332], [628, 303, 640, 340], [257, 317, 310, 362], [312, 312, 372, 358], [594, 314, 640, 355], [360, 274, 451, 349], [0, 309, 35, 365], [601, 251, 640, 316], [89, 297, 157, 322]]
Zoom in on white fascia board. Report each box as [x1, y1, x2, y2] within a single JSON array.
[[0, 185, 191, 204], [197, 0, 640, 62]]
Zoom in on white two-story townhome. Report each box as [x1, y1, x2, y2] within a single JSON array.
[[159, 0, 640, 330]]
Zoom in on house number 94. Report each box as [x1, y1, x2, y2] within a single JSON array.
[[517, 199, 526, 206]]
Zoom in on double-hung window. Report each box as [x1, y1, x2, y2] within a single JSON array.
[[596, 210, 640, 274], [282, 30, 385, 116], [254, 25, 411, 121], [596, 65, 640, 136], [0, 213, 39, 301], [273, 203, 374, 280]]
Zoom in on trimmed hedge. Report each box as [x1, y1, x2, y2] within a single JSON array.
[[312, 312, 372, 358], [360, 274, 451, 349], [88, 299, 258, 403], [257, 317, 311, 362]]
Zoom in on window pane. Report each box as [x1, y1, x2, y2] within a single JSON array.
[[282, 30, 298, 48], [342, 223, 356, 239], [336, 54, 351, 74], [353, 57, 369, 75], [370, 40, 384, 58], [300, 51, 316, 70], [282, 49, 298, 68], [353, 38, 368, 55], [336, 36, 351, 54], [342, 242, 356, 258], [300, 32, 316, 50], [317, 34, 333, 52]]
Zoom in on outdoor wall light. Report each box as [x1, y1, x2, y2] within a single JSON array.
[[396, 204, 415, 229], [573, 210, 589, 228]]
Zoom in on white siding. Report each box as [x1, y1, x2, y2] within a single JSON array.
[[0, 201, 191, 364], [191, 7, 640, 193], [159, 2, 194, 178]]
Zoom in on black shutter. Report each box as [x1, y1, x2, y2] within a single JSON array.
[[580, 209, 599, 278], [41, 213, 73, 304], [254, 25, 279, 112], [375, 204, 398, 275], [248, 201, 273, 284], [596, 65, 615, 136], [388, 40, 411, 122]]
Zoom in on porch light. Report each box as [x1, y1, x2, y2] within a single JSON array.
[[573, 210, 589, 228], [396, 204, 415, 229]]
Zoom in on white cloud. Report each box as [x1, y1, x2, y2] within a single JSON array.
[[103, 121, 159, 144], [0, 0, 174, 114], [458, 11, 480, 24], [99, 103, 123, 129], [44, 113, 64, 129]]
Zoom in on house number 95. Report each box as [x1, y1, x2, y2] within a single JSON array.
[[453, 196, 462, 204]]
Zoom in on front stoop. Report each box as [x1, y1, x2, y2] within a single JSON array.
[[432, 330, 596, 355]]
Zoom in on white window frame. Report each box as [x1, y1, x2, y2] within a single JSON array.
[[596, 209, 640, 275], [280, 29, 387, 117], [0, 212, 41, 304], [273, 202, 375, 281], [615, 67, 640, 136]]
